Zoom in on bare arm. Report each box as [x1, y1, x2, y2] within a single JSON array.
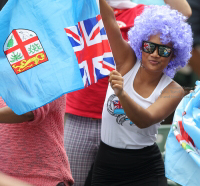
[[164, 0, 192, 17], [110, 70, 184, 128], [119, 82, 184, 128], [0, 172, 34, 186], [0, 106, 34, 123], [100, 0, 136, 75]]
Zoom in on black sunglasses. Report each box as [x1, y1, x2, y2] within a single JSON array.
[[142, 41, 173, 57]]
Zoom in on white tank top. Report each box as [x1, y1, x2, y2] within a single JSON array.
[[101, 60, 173, 149]]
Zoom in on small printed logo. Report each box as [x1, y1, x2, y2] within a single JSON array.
[[4, 29, 48, 74], [107, 94, 134, 125]]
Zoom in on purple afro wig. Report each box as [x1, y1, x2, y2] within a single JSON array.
[[128, 5, 193, 78]]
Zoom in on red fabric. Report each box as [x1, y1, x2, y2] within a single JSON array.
[[66, 77, 109, 119], [0, 96, 74, 186], [115, 4, 145, 40], [65, 5, 145, 118], [176, 134, 184, 142], [114, 9, 126, 16], [179, 121, 195, 147]]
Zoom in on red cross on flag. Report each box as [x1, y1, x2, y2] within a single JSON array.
[[4, 29, 48, 74]]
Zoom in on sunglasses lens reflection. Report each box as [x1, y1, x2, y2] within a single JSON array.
[[143, 41, 172, 57], [143, 42, 155, 53], [159, 46, 171, 57]]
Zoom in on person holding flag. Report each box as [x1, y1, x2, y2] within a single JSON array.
[[0, 0, 111, 186], [64, 0, 192, 186], [64, 1, 143, 186], [1, 1, 74, 186], [0, 95, 74, 186], [90, 0, 193, 185]]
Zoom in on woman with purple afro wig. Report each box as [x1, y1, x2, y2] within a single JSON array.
[[128, 5, 193, 78], [90, 0, 193, 186]]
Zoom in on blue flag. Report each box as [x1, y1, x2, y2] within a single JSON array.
[[0, 0, 115, 115], [165, 81, 200, 186]]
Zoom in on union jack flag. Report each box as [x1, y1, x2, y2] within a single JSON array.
[[65, 15, 116, 87], [113, 100, 122, 109]]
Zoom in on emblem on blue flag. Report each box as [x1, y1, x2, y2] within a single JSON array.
[[65, 15, 115, 88], [4, 29, 48, 74]]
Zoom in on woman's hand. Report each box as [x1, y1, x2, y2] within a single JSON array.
[[0, 106, 34, 124], [109, 70, 124, 97]]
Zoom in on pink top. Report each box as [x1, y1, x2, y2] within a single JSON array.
[[0, 96, 74, 186]]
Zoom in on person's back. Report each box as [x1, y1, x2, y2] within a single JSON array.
[[0, 96, 74, 186]]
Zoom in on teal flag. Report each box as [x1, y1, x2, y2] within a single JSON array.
[[0, 0, 115, 115], [165, 81, 200, 186]]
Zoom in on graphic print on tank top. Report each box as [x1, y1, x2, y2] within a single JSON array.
[[107, 94, 134, 126]]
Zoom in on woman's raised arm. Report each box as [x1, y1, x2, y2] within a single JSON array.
[[100, 0, 136, 75]]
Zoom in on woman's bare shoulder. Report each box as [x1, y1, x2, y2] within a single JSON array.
[[164, 80, 184, 96]]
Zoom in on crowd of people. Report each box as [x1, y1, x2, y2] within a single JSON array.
[[0, 0, 198, 186]]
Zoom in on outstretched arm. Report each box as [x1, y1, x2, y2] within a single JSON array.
[[0, 172, 34, 186], [100, 0, 136, 76], [109, 70, 184, 128], [0, 106, 34, 123], [164, 0, 192, 17]]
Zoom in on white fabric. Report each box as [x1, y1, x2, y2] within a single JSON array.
[[96, 0, 99, 9], [101, 60, 173, 149], [105, 0, 137, 9]]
